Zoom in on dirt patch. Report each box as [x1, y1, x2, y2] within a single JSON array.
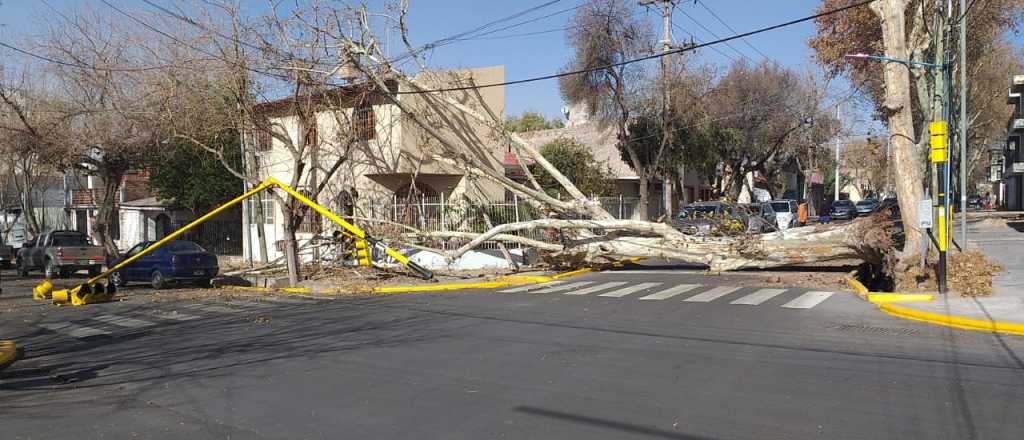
[[742, 269, 853, 291]]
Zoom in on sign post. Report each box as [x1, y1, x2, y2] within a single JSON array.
[[930, 121, 949, 295]]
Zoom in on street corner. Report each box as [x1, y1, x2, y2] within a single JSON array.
[[878, 297, 1024, 337]]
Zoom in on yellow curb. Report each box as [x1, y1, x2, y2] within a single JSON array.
[[879, 302, 1024, 336], [845, 276, 936, 303], [867, 293, 935, 304], [0, 340, 18, 369]]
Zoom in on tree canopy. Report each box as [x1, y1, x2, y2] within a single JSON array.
[[145, 140, 243, 216], [534, 137, 616, 197], [504, 111, 564, 132]]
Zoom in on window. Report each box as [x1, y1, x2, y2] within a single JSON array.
[[247, 198, 275, 225], [165, 241, 205, 252], [355, 103, 375, 141], [51, 232, 90, 247]]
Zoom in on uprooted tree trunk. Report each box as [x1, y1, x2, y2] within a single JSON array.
[[193, 2, 897, 277]]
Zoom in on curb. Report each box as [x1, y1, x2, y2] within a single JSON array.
[[845, 277, 935, 304], [217, 267, 600, 297], [0, 340, 18, 370], [879, 302, 1024, 336]]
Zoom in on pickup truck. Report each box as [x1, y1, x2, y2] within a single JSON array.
[[16, 230, 107, 278], [0, 243, 13, 269]]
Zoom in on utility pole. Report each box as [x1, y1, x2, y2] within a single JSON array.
[[834, 104, 841, 201], [642, 0, 675, 217], [958, 0, 968, 245]]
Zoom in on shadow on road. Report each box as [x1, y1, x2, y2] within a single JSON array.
[[516, 406, 719, 440]]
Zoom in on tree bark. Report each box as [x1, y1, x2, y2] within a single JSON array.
[[871, 0, 925, 266], [282, 209, 301, 286], [638, 174, 650, 220], [93, 170, 124, 257]]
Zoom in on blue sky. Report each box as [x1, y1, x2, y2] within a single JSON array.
[[1, 0, 851, 121]]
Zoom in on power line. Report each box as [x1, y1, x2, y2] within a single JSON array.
[[696, 0, 773, 62], [676, 8, 756, 63], [397, 0, 875, 94], [671, 20, 739, 63], [0, 41, 171, 72]]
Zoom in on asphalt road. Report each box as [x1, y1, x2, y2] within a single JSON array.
[[2, 267, 1024, 439]]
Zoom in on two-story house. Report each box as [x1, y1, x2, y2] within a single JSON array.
[[244, 66, 507, 262]]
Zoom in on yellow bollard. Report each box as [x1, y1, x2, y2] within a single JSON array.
[[33, 280, 54, 301], [51, 288, 72, 305]]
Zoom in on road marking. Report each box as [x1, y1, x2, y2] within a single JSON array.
[[562, 281, 628, 296], [730, 288, 787, 305], [639, 284, 700, 300], [498, 281, 566, 293], [598, 282, 662, 298], [532, 281, 594, 294], [93, 314, 155, 329], [140, 310, 199, 321], [684, 286, 742, 302], [184, 304, 244, 314], [39, 322, 110, 338], [781, 291, 835, 309]]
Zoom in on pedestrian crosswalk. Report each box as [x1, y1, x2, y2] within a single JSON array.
[[35, 296, 324, 341], [498, 281, 836, 310]]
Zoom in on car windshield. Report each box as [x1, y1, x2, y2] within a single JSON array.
[[50, 233, 89, 246], [769, 202, 790, 212], [834, 201, 853, 207], [856, 201, 875, 207], [164, 241, 205, 252]]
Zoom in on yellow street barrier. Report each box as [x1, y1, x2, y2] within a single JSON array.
[[34, 178, 431, 306]]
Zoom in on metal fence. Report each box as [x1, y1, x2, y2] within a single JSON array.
[[178, 219, 243, 255]]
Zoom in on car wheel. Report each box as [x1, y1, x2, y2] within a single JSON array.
[[151, 270, 167, 290], [44, 259, 58, 279], [109, 271, 127, 287], [87, 266, 102, 277], [195, 278, 212, 288], [17, 259, 29, 277]]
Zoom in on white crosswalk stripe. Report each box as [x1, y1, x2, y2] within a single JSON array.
[[730, 288, 787, 305], [39, 322, 110, 338], [598, 282, 662, 298], [563, 281, 628, 296], [498, 281, 566, 293], [93, 314, 156, 329], [639, 284, 700, 300], [684, 286, 742, 302], [781, 291, 835, 309], [532, 281, 594, 294]]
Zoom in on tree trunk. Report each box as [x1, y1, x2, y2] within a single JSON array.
[[93, 170, 123, 257], [282, 208, 301, 286], [662, 171, 673, 219], [871, 0, 925, 267], [637, 174, 650, 220]]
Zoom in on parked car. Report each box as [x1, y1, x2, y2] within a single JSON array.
[[761, 200, 799, 229], [16, 230, 106, 278], [0, 243, 14, 269], [855, 199, 879, 216], [109, 240, 219, 289], [672, 201, 767, 236], [829, 200, 857, 220], [966, 195, 983, 210]]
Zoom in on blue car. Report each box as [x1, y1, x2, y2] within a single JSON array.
[[109, 240, 219, 289]]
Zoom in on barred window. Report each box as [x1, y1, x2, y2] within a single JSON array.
[[355, 104, 375, 141]]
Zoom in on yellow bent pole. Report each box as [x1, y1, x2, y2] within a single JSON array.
[[267, 177, 433, 279]]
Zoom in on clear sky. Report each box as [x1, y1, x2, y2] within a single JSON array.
[[1, 0, 860, 122]]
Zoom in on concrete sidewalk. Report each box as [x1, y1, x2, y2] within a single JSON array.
[[883, 214, 1024, 334]]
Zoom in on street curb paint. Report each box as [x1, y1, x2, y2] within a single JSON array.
[[0, 340, 18, 370], [845, 277, 936, 303], [879, 302, 1024, 336], [216, 266, 602, 297]]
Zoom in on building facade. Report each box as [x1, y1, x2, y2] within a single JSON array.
[[1005, 75, 1024, 210]]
